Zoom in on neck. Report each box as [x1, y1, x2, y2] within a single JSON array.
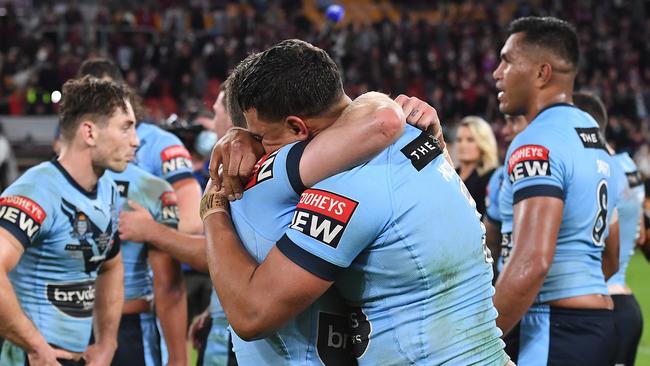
[[58, 143, 102, 192], [526, 80, 574, 122]]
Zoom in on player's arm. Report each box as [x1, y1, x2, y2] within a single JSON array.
[[204, 210, 332, 340], [149, 248, 188, 366], [602, 212, 620, 280], [493, 196, 563, 335], [0, 229, 76, 363], [636, 211, 646, 247], [86, 253, 124, 364], [172, 178, 203, 234], [119, 201, 208, 272]]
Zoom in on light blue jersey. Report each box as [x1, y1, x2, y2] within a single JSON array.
[[107, 164, 179, 301], [486, 166, 504, 224], [278, 125, 508, 365], [228, 144, 357, 365], [135, 123, 194, 185], [608, 153, 645, 286], [498, 104, 621, 303], [0, 160, 120, 362]]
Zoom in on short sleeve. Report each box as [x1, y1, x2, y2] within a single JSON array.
[[485, 167, 503, 223], [0, 185, 53, 247], [277, 183, 390, 281], [154, 187, 179, 229], [506, 132, 568, 205]]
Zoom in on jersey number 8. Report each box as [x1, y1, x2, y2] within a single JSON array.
[[592, 179, 608, 246]]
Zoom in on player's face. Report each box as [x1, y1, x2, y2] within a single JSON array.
[[493, 33, 535, 116], [93, 100, 139, 172], [502, 115, 528, 143], [454, 126, 481, 164], [244, 108, 301, 154]]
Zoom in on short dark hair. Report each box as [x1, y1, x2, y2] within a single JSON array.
[[59, 76, 133, 141], [508, 16, 579, 70], [227, 39, 344, 122], [77, 58, 124, 82], [573, 91, 608, 134], [222, 76, 247, 128]]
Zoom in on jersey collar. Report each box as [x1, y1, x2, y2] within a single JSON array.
[[50, 159, 99, 199]]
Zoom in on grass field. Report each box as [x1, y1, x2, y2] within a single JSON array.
[[627, 251, 650, 365]]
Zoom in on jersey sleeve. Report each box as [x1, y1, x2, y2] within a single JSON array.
[[506, 131, 569, 205], [0, 184, 54, 248], [152, 181, 180, 229], [485, 167, 503, 223], [152, 133, 195, 184], [276, 179, 391, 282]]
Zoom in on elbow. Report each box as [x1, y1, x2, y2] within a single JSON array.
[[227, 304, 276, 341], [229, 316, 270, 341], [375, 107, 404, 142]]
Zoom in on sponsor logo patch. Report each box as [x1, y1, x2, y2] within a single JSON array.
[[114, 180, 130, 197], [575, 127, 607, 151], [46, 280, 95, 318], [290, 189, 358, 248], [160, 191, 179, 221], [316, 312, 358, 365], [626, 171, 643, 188], [160, 145, 192, 174], [507, 145, 551, 183], [245, 150, 279, 190], [400, 131, 442, 171], [500, 232, 513, 265], [0, 196, 46, 241], [348, 307, 371, 358]]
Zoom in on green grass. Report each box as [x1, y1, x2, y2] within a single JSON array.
[[626, 251, 650, 365]]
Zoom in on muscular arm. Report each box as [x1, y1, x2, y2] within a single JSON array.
[[149, 248, 187, 365], [204, 212, 331, 340], [493, 196, 563, 335], [172, 178, 203, 234], [91, 254, 124, 356], [602, 216, 620, 281]]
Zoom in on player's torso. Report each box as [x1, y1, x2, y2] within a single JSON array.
[[230, 147, 357, 366], [608, 153, 645, 286], [4, 162, 119, 352], [317, 126, 505, 365], [499, 105, 617, 302]]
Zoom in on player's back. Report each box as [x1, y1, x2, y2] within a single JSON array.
[[608, 153, 645, 286], [107, 164, 179, 301], [499, 104, 620, 303], [229, 147, 357, 365], [135, 122, 194, 184], [0, 160, 119, 357], [280, 125, 507, 365]]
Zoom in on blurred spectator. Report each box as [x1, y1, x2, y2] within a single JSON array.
[[0, 124, 18, 191]]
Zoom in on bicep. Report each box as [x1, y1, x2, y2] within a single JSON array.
[[512, 196, 563, 265], [172, 178, 203, 233], [0, 227, 23, 272]]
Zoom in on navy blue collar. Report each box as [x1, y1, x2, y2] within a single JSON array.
[[50, 159, 99, 199]]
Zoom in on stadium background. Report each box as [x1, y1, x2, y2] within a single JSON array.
[[0, 0, 649, 364]]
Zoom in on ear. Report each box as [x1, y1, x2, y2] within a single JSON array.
[[284, 116, 309, 140], [537, 63, 553, 87], [79, 120, 98, 147]]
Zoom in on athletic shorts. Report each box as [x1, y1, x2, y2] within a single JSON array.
[[196, 316, 237, 366], [504, 304, 616, 366], [612, 294, 643, 366], [0, 342, 86, 366], [111, 312, 163, 366]]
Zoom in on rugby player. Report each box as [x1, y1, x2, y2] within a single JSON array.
[[574, 91, 644, 366], [203, 39, 509, 365], [492, 17, 621, 365], [0, 77, 136, 365]]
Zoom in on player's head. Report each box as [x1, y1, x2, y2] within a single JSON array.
[[78, 58, 124, 82], [226, 39, 345, 153], [455, 116, 499, 175], [573, 92, 608, 135], [59, 76, 139, 173], [502, 114, 529, 143], [493, 16, 579, 116]]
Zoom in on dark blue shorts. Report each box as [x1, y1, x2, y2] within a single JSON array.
[[111, 312, 163, 366], [612, 294, 643, 366], [504, 304, 616, 366], [196, 316, 237, 366]]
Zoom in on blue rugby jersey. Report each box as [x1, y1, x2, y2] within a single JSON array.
[[107, 163, 179, 301], [486, 166, 504, 224], [277, 125, 508, 365], [0, 160, 120, 358], [135, 123, 194, 185], [227, 144, 359, 366], [498, 104, 621, 303], [608, 153, 645, 287]]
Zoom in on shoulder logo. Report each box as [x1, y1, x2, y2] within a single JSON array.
[[575, 128, 608, 151], [160, 191, 179, 221], [626, 171, 643, 188], [507, 144, 551, 183], [160, 145, 192, 174], [400, 131, 442, 171], [245, 150, 279, 190], [290, 189, 358, 248], [0, 195, 46, 241]]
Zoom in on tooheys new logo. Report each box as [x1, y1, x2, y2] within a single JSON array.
[[160, 145, 192, 174], [0, 196, 46, 241], [46, 280, 95, 318], [290, 189, 358, 248], [508, 145, 551, 183], [160, 191, 179, 221]]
